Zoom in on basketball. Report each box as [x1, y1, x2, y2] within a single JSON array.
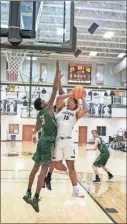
[[73, 86, 86, 99]]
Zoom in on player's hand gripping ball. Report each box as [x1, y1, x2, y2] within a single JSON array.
[[73, 86, 86, 99]]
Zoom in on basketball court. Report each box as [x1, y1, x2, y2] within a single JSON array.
[[1, 1, 126, 224]]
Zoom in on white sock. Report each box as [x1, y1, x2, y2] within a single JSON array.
[[73, 185, 78, 192]]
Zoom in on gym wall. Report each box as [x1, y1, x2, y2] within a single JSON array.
[[1, 115, 126, 143], [73, 117, 126, 143], [1, 56, 126, 142], [1, 56, 125, 86]]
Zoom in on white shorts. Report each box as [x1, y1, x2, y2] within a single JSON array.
[[52, 137, 75, 161]]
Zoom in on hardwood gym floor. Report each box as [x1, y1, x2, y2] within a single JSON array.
[[1, 142, 126, 223]]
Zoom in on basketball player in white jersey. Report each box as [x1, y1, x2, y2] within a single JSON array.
[[47, 87, 88, 198], [44, 76, 88, 197]]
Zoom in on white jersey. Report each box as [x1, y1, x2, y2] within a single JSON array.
[[55, 107, 77, 138]]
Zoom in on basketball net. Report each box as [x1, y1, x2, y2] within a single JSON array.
[[4, 50, 27, 82]]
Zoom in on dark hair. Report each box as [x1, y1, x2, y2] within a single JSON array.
[[34, 98, 42, 111], [91, 130, 98, 133]]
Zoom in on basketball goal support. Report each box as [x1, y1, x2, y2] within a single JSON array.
[[8, 1, 21, 44], [1, 1, 77, 118], [0, 1, 36, 43], [29, 56, 33, 117]]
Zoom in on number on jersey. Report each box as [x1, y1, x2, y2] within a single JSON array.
[[64, 115, 69, 120], [40, 115, 45, 125]]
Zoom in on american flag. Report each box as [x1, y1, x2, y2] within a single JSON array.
[[7, 72, 18, 82]]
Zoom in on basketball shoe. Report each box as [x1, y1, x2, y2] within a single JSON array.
[[23, 191, 31, 204], [30, 196, 41, 213], [72, 186, 84, 198]]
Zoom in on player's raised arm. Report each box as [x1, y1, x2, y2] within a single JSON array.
[[57, 92, 73, 101], [76, 95, 88, 120], [47, 60, 60, 110], [58, 71, 65, 95], [55, 92, 73, 109]]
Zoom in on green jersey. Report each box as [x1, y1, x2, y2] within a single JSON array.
[[36, 108, 57, 141], [96, 136, 109, 154]]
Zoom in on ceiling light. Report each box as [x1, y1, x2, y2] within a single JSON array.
[[89, 51, 97, 56], [103, 31, 114, 39], [1, 24, 8, 28], [96, 73, 101, 77], [32, 57, 37, 60], [1, 1, 9, 3], [117, 53, 126, 58], [66, 1, 71, 5]]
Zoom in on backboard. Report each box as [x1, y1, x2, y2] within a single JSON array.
[[0, 1, 76, 53], [21, 106, 37, 119]]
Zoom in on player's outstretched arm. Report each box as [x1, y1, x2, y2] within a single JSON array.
[[87, 139, 99, 151], [47, 60, 60, 110], [56, 92, 73, 107], [57, 92, 73, 101], [58, 71, 64, 95], [76, 95, 88, 120]]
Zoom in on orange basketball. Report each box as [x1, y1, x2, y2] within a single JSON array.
[[73, 86, 86, 99]]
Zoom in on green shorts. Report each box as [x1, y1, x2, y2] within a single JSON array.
[[32, 136, 55, 166], [93, 152, 110, 167]]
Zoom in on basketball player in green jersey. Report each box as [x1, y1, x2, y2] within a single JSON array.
[[87, 130, 113, 183], [23, 60, 60, 212], [43, 73, 66, 190]]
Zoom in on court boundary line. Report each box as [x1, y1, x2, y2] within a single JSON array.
[[1, 170, 126, 178], [78, 180, 117, 224]]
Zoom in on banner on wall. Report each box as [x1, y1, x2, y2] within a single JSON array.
[[103, 96, 111, 104], [6, 92, 17, 100], [86, 103, 112, 118], [113, 96, 122, 105], [40, 64, 47, 82], [92, 95, 100, 104], [0, 100, 17, 115], [21, 106, 37, 118], [95, 64, 104, 84]]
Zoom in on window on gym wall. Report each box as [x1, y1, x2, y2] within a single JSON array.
[[97, 126, 106, 136], [9, 124, 19, 134]]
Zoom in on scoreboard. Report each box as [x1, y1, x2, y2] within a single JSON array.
[[68, 64, 91, 84]]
